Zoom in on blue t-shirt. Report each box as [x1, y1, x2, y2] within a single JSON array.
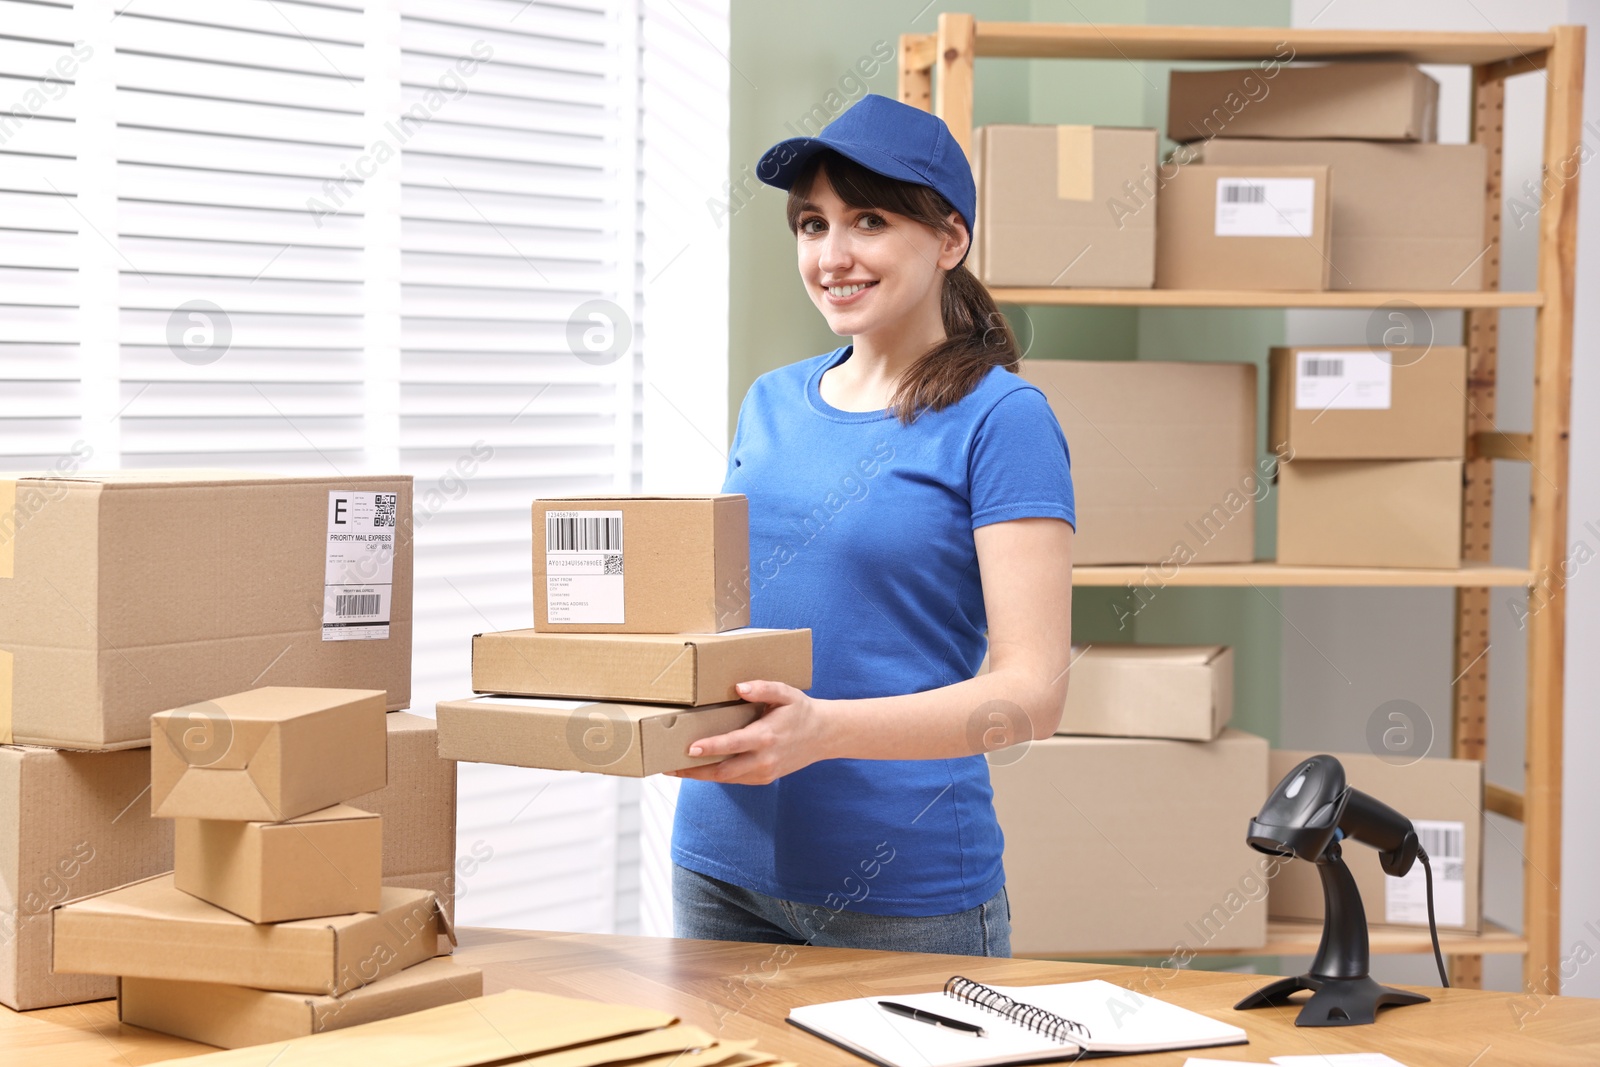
[[671, 345, 1075, 917]]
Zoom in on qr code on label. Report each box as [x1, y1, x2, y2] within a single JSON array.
[[374, 493, 397, 528], [602, 552, 623, 576]]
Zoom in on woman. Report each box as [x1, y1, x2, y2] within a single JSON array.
[[668, 93, 1075, 958]]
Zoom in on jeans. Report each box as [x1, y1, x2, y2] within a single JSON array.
[[672, 862, 1012, 957]]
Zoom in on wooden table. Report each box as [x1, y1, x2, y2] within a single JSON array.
[[4, 927, 1600, 1066]]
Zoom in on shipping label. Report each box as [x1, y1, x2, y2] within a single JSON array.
[[546, 509, 624, 624], [1386, 819, 1466, 926], [323, 490, 396, 641], [1295, 349, 1393, 410], [1214, 177, 1317, 238]]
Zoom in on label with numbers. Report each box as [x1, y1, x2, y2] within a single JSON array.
[[323, 491, 396, 641], [1214, 177, 1317, 238], [1295, 349, 1393, 410], [1385, 819, 1466, 926], [546, 510, 624, 624]]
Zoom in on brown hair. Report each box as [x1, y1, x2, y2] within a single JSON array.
[[785, 150, 1019, 426]]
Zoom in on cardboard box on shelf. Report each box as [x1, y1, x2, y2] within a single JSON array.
[[0, 744, 174, 1011], [533, 495, 749, 634], [118, 956, 483, 1049], [972, 124, 1158, 288], [1168, 63, 1439, 143], [436, 696, 762, 777], [53, 874, 448, 995], [150, 687, 388, 822], [0, 470, 413, 751], [1020, 360, 1259, 566], [1060, 645, 1233, 741], [1267, 750, 1483, 932], [1269, 346, 1468, 460], [174, 804, 383, 924], [348, 712, 458, 922], [1155, 163, 1331, 291], [1196, 139, 1488, 290], [991, 729, 1270, 954], [471, 627, 812, 706], [1277, 460, 1463, 568]]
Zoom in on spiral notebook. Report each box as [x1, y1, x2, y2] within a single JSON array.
[[786, 976, 1248, 1066]]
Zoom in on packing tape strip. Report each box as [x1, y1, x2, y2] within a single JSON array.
[[1055, 125, 1095, 201], [0, 648, 11, 745], [0, 478, 13, 579]]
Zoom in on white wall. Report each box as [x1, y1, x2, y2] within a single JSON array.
[[1286, 0, 1598, 998]]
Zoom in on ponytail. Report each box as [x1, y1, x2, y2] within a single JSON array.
[[885, 263, 1019, 426]]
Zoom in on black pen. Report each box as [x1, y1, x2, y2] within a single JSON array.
[[877, 1000, 986, 1037]]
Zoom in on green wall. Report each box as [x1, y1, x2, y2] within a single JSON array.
[[726, 2, 1290, 745]]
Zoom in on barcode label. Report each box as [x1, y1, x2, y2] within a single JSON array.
[[1418, 824, 1464, 861], [547, 514, 622, 552], [1386, 819, 1468, 927], [545, 509, 625, 624], [1294, 349, 1392, 410], [323, 491, 395, 641], [1214, 176, 1316, 238], [336, 593, 381, 617], [1221, 182, 1266, 203]]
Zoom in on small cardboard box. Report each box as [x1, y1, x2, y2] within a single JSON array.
[[1278, 460, 1463, 568], [436, 695, 762, 777], [119, 956, 483, 1049], [972, 124, 1158, 288], [1156, 163, 1331, 290], [0, 470, 413, 750], [533, 495, 749, 634], [1168, 63, 1439, 143], [349, 712, 458, 923], [150, 687, 388, 821], [174, 804, 383, 923], [1270, 346, 1468, 459], [1267, 750, 1483, 932], [992, 729, 1270, 954], [1020, 360, 1258, 565], [0, 744, 174, 1011], [1197, 139, 1488, 290], [1060, 645, 1232, 741], [471, 626, 812, 706], [53, 874, 448, 995]]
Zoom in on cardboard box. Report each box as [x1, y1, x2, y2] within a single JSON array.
[[972, 125, 1158, 288], [1270, 346, 1468, 459], [0, 470, 413, 750], [1197, 140, 1488, 290], [0, 744, 174, 1011], [1020, 360, 1258, 565], [348, 712, 458, 923], [1156, 163, 1331, 290], [992, 729, 1270, 954], [1267, 750, 1483, 932], [175, 804, 382, 923], [1168, 63, 1438, 143], [436, 695, 762, 777], [119, 956, 483, 1049], [1277, 460, 1462, 568], [533, 495, 749, 634], [471, 626, 812, 706], [1060, 645, 1232, 741], [150, 687, 388, 821], [53, 873, 448, 995]]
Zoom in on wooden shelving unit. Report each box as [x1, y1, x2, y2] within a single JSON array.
[[900, 17, 1585, 992]]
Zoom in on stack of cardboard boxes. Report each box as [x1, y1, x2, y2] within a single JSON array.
[[0, 472, 439, 1012], [970, 62, 1484, 293], [1271, 345, 1469, 567], [437, 496, 813, 777], [984, 645, 1271, 956], [50, 686, 479, 1048]]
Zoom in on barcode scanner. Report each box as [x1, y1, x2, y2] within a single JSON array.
[[1234, 755, 1447, 1027]]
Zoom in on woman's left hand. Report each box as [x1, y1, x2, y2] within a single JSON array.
[[667, 679, 836, 786]]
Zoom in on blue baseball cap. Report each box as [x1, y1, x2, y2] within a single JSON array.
[[755, 93, 976, 256]]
